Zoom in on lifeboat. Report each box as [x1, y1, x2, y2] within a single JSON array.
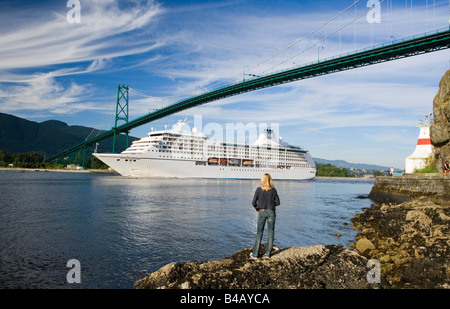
[[228, 158, 241, 166], [207, 157, 219, 165], [243, 159, 254, 167]]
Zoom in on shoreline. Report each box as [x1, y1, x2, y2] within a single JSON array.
[[316, 176, 374, 181], [0, 167, 116, 174], [0, 167, 374, 180]]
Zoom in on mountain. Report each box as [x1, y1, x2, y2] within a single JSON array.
[[313, 157, 389, 171], [0, 112, 136, 158]]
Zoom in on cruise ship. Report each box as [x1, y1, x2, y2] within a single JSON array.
[[93, 120, 316, 180]]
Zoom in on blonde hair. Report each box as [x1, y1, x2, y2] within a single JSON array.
[[260, 173, 275, 191]]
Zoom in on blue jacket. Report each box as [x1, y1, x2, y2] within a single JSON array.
[[252, 187, 280, 211]]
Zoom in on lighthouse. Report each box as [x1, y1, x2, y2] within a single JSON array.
[[405, 114, 434, 173]]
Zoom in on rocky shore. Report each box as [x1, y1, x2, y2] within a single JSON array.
[[134, 244, 389, 289], [351, 197, 449, 288], [134, 191, 449, 290]]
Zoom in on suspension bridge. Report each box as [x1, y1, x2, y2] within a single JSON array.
[[45, 1, 450, 165]]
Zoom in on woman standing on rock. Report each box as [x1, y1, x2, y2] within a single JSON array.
[[250, 173, 280, 259]]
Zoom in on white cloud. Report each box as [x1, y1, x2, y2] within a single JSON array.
[[0, 1, 164, 70], [0, 0, 165, 116], [0, 72, 98, 114]]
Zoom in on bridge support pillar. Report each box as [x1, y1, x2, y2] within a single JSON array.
[[113, 85, 129, 153]]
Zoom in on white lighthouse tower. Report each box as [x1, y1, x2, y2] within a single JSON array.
[[405, 114, 434, 173]]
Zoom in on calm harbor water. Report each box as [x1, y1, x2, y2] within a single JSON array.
[[0, 170, 374, 289]]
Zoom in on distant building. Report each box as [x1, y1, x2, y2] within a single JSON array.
[[66, 164, 83, 170], [405, 114, 434, 173]]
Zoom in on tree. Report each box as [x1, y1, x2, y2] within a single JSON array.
[[316, 163, 353, 177]]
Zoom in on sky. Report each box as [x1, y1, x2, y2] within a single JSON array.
[[0, 0, 449, 169]]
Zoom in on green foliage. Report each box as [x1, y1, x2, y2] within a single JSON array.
[[92, 156, 109, 169], [0, 150, 47, 168], [315, 163, 354, 177], [372, 170, 384, 177], [414, 166, 437, 173], [0, 150, 107, 170], [414, 154, 437, 173]]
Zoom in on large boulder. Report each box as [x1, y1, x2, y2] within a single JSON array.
[[356, 238, 376, 255], [430, 70, 450, 172], [134, 244, 389, 289]]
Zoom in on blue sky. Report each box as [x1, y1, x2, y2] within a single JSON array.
[[0, 0, 449, 168]]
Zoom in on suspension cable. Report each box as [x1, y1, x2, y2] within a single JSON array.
[[258, 0, 386, 75], [129, 0, 387, 104]]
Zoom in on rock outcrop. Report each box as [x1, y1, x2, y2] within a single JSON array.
[[430, 70, 450, 172], [134, 244, 389, 289], [351, 198, 450, 288]]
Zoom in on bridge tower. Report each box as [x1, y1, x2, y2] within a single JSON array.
[[113, 85, 129, 153]]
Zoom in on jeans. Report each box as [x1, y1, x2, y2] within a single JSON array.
[[252, 210, 276, 257]]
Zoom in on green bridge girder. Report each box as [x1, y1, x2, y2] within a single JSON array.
[[46, 28, 450, 163]]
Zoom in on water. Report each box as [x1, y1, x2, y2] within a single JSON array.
[[0, 170, 374, 289]]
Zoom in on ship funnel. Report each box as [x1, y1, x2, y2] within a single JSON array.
[[253, 129, 280, 147]]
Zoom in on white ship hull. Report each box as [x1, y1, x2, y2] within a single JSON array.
[[93, 153, 316, 180]]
